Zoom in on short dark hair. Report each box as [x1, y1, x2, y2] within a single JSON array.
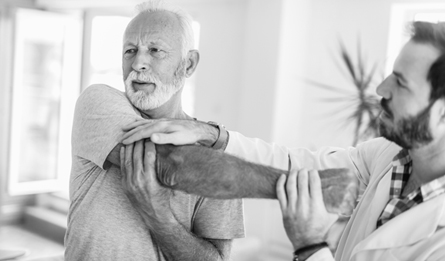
[[411, 21, 445, 101]]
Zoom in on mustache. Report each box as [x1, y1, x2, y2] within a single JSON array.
[[380, 99, 393, 118], [126, 71, 161, 84]]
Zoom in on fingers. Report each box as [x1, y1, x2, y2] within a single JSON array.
[[297, 169, 309, 204], [144, 140, 157, 179], [122, 119, 204, 146], [276, 174, 288, 211], [308, 169, 322, 201], [286, 170, 298, 209], [122, 123, 159, 144], [122, 119, 155, 131], [120, 146, 127, 185], [133, 140, 144, 184], [149, 132, 194, 145], [120, 146, 125, 175], [123, 143, 134, 188]]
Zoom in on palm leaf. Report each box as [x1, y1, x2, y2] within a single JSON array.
[[305, 79, 353, 95], [309, 37, 382, 145]]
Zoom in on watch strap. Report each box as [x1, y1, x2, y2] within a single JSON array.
[[293, 242, 328, 261]]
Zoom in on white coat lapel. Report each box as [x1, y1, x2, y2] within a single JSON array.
[[351, 194, 445, 257], [362, 168, 392, 235]]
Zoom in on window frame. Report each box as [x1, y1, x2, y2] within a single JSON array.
[[386, 3, 445, 74], [7, 8, 83, 196]]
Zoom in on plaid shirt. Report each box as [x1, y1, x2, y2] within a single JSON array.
[[377, 149, 445, 228]]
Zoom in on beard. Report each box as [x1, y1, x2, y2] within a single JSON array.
[[125, 60, 186, 110], [378, 99, 434, 150]]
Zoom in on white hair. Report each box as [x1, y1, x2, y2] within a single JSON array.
[[134, 0, 195, 57]]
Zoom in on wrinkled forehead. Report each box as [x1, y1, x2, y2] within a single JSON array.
[[124, 11, 183, 47]]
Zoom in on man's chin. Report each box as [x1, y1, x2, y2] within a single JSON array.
[[379, 124, 409, 149]]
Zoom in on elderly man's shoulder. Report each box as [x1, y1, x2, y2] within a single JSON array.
[[75, 84, 130, 112], [82, 84, 124, 97], [77, 84, 126, 103]]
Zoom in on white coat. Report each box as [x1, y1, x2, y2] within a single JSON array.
[[226, 131, 445, 261]]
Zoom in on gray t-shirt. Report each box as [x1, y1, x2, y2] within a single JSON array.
[[65, 84, 245, 261]]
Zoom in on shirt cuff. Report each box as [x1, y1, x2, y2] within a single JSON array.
[[306, 247, 334, 261]]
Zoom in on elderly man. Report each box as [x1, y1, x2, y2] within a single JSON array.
[[64, 1, 244, 260], [121, 21, 445, 261]]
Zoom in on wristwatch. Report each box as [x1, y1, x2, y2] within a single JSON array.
[[293, 242, 328, 261], [207, 121, 227, 150]]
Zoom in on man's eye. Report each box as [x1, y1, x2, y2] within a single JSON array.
[[125, 49, 136, 54], [150, 48, 166, 58], [395, 77, 404, 87]]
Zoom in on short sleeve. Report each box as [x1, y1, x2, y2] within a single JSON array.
[[71, 84, 143, 169], [192, 198, 245, 240]]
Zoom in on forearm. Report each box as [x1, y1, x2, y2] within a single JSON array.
[[137, 209, 229, 261], [156, 144, 280, 199], [156, 144, 357, 214]]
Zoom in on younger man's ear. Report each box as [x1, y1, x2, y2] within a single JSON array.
[[185, 50, 200, 78]]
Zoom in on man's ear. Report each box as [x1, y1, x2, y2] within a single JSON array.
[[185, 50, 200, 78]]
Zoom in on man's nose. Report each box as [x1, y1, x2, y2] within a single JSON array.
[[132, 51, 151, 72], [376, 77, 391, 100]]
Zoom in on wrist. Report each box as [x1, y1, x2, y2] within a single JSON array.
[[293, 242, 328, 261], [139, 208, 176, 230], [197, 121, 228, 150], [196, 121, 218, 147]]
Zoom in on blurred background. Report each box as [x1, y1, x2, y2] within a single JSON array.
[[0, 0, 444, 260]]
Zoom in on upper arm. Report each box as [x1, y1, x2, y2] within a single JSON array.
[[72, 84, 142, 169], [105, 143, 122, 169], [192, 197, 245, 241]]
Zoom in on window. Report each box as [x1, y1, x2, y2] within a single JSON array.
[[386, 3, 445, 74], [87, 15, 131, 91], [8, 8, 82, 196]]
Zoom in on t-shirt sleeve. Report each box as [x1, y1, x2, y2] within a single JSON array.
[[191, 198, 245, 240], [71, 84, 143, 169]]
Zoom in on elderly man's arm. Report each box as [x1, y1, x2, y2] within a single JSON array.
[[120, 140, 232, 261], [155, 144, 357, 215], [118, 119, 358, 215], [105, 118, 219, 168]]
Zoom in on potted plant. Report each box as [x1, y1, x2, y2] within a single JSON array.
[[308, 39, 382, 145]]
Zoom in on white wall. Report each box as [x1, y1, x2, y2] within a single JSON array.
[[273, 0, 445, 149]]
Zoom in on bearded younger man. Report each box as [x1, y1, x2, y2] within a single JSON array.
[[119, 21, 445, 261], [64, 2, 244, 260]]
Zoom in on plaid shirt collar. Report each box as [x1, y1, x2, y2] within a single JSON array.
[[377, 149, 445, 228]]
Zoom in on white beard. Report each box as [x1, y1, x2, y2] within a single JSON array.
[[124, 63, 186, 110]]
